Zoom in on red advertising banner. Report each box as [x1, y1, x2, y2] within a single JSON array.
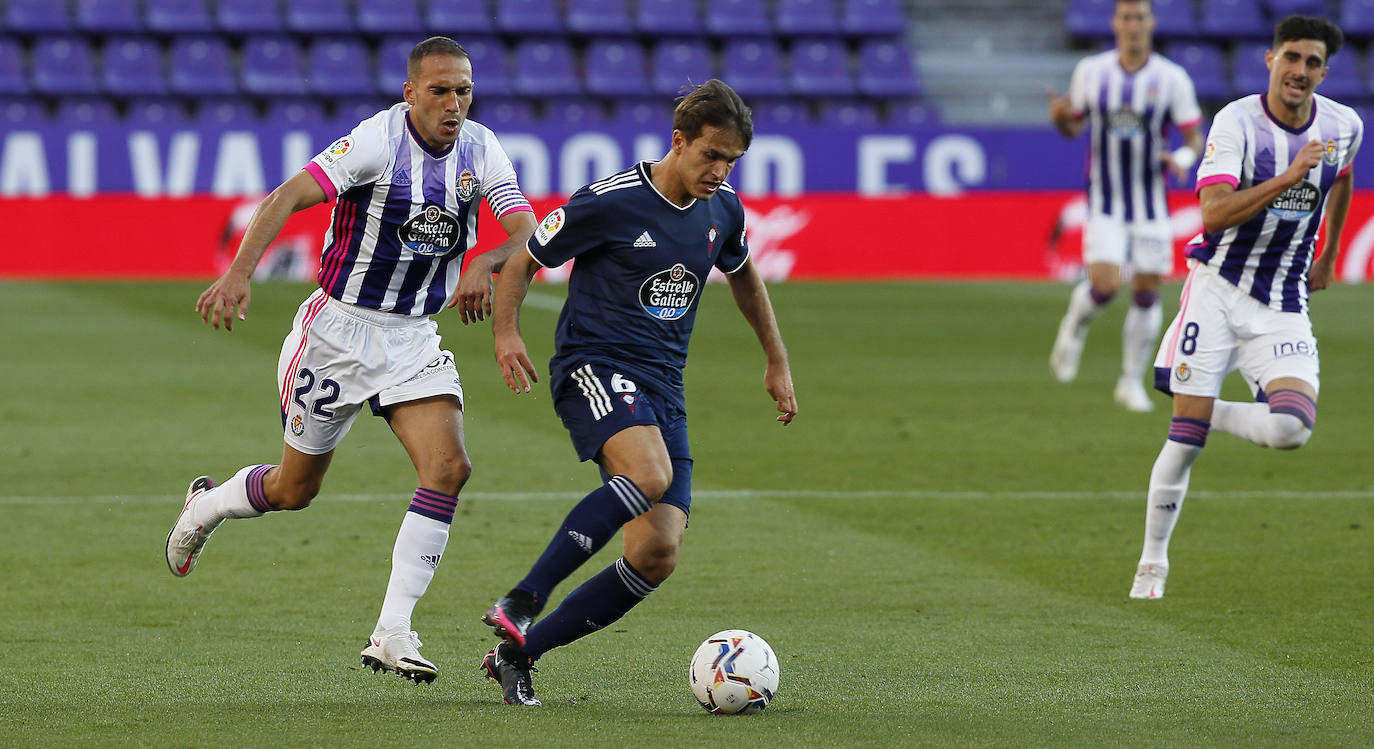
[[4, 192, 1373, 282]]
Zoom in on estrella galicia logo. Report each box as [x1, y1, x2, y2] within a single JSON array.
[[1268, 181, 1319, 221], [399, 201, 461, 256], [639, 263, 700, 321]]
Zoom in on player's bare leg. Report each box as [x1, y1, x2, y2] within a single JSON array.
[[1117, 272, 1162, 412], [1132, 393, 1214, 599], [1052, 262, 1121, 383]]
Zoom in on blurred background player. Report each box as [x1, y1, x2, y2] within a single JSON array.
[[164, 37, 537, 681], [1132, 16, 1359, 599], [1048, 0, 1204, 411], [478, 80, 797, 706]]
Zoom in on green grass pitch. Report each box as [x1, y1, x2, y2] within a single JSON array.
[[1, 280, 1371, 748]]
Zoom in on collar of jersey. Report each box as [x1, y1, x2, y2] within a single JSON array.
[[638, 161, 696, 212], [404, 111, 456, 159], [1259, 92, 1318, 135]]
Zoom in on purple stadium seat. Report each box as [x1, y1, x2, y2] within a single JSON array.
[[375, 37, 415, 97], [585, 39, 650, 96], [567, 0, 634, 36], [216, 0, 284, 34], [7, 0, 72, 33], [75, 0, 144, 33], [511, 39, 579, 96], [651, 40, 714, 95], [357, 0, 424, 35], [857, 38, 919, 97], [842, 0, 907, 36], [1230, 41, 1272, 94], [888, 99, 940, 127], [751, 100, 812, 127], [789, 39, 855, 96], [706, 0, 773, 37], [1065, 0, 1114, 38], [193, 99, 260, 126], [496, 0, 563, 35], [31, 37, 98, 96], [55, 97, 117, 126], [636, 0, 704, 36], [0, 39, 30, 96], [169, 37, 237, 96], [1151, 0, 1196, 40], [1168, 42, 1232, 99], [102, 37, 167, 96], [1266, 0, 1328, 18], [544, 100, 610, 128], [1200, 0, 1270, 39], [125, 98, 190, 126], [1317, 48, 1367, 101], [266, 99, 328, 127], [241, 37, 308, 96], [1342, 0, 1374, 39], [426, 0, 494, 35], [464, 37, 513, 97], [776, 0, 840, 37], [472, 97, 538, 129], [286, 0, 357, 35], [308, 38, 375, 96], [0, 99, 49, 126], [721, 39, 787, 97], [819, 100, 881, 128], [612, 97, 672, 130], [145, 0, 215, 34], [334, 98, 391, 127]]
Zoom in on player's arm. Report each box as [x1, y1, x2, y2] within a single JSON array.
[[491, 248, 541, 394], [1310, 169, 1352, 291], [197, 170, 327, 331], [1198, 140, 1325, 234], [1047, 87, 1084, 138], [1163, 124, 1204, 182], [725, 257, 797, 426], [448, 209, 537, 324]]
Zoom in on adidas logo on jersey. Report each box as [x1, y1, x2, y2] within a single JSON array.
[[420, 553, 442, 569], [567, 530, 594, 552], [633, 231, 657, 248]]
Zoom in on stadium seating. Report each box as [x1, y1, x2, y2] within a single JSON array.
[[510, 39, 580, 96], [284, 0, 356, 35], [169, 37, 237, 96], [215, 0, 283, 34], [1065, 0, 1115, 38], [612, 98, 673, 130], [0, 98, 48, 126], [1231, 41, 1272, 95], [751, 99, 813, 126], [1318, 47, 1369, 101], [775, 0, 841, 37], [144, 0, 215, 34], [7, 0, 73, 34], [1342, 0, 1374, 39], [472, 97, 538, 129], [636, 0, 705, 36], [888, 99, 940, 126], [858, 39, 921, 98], [125, 98, 189, 126], [101, 37, 166, 97], [567, 0, 635, 36], [842, 0, 908, 36], [191, 99, 258, 126], [265, 99, 328, 127], [464, 37, 513, 97], [545, 100, 611, 128], [308, 38, 375, 97], [240, 37, 307, 97], [820, 100, 882, 127], [1199, 0, 1271, 39], [585, 39, 651, 97], [356, 0, 425, 35], [75, 0, 144, 34], [721, 39, 788, 97], [651, 40, 715, 95], [1266, 0, 1329, 18], [426, 0, 495, 36], [0, 38, 30, 96], [55, 97, 117, 126], [1169, 41, 1232, 99], [31, 37, 99, 96], [790, 39, 856, 96], [706, 0, 774, 37], [334, 97, 392, 126], [1150, 0, 1197, 40], [497, 0, 564, 35]]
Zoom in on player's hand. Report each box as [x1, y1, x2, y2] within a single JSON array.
[[196, 270, 252, 331], [1046, 87, 1073, 124], [449, 254, 495, 325], [1285, 140, 1325, 181], [1309, 253, 1336, 291], [494, 331, 538, 394], [765, 362, 796, 426], [1161, 152, 1189, 183]]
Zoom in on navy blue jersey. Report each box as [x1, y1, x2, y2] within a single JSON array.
[[527, 161, 750, 397]]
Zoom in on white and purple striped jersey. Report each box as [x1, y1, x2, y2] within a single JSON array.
[[304, 104, 533, 316], [1068, 50, 1203, 222], [1187, 93, 1363, 312]]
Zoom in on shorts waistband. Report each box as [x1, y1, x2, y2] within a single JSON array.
[[319, 292, 429, 327]]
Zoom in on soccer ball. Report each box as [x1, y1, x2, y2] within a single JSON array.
[[688, 629, 780, 714]]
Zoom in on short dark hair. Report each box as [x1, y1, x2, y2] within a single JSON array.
[[1273, 15, 1343, 61], [1115, 0, 1151, 8], [407, 36, 470, 81], [673, 79, 753, 149]]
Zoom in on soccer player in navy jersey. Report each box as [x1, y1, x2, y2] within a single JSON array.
[[1131, 16, 1360, 599], [1048, 0, 1205, 411], [476, 79, 797, 706], [165, 37, 538, 681]]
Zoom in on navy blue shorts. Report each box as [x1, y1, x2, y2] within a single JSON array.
[[552, 361, 694, 515]]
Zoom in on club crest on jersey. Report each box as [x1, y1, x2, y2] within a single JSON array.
[[457, 168, 480, 201], [399, 201, 462, 256], [290, 414, 305, 436], [707, 225, 718, 256], [1108, 108, 1144, 136], [319, 136, 353, 166], [1268, 181, 1319, 221], [1324, 139, 1339, 166], [639, 263, 700, 321], [1175, 363, 1191, 382], [535, 207, 565, 245]]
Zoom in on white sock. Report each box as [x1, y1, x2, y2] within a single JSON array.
[[1063, 280, 1108, 333], [190, 464, 274, 528], [1139, 440, 1203, 567], [1122, 302, 1162, 381], [1212, 400, 1313, 449], [375, 489, 457, 634]]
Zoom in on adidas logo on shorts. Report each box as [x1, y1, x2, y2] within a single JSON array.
[[632, 231, 656, 248]]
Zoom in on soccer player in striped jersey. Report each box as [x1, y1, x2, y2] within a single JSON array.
[[1048, 0, 1204, 411], [165, 37, 537, 681], [476, 80, 798, 706], [1131, 16, 1360, 599]]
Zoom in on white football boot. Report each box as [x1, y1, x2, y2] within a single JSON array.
[[1114, 377, 1155, 412], [1129, 563, 1168, 599], [166, 476, 219, 577], [1050, 317, 1087, 383], [361, 628, 438, 684]]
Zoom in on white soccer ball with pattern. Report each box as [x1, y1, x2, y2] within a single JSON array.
[[689, 629, 779, 714]]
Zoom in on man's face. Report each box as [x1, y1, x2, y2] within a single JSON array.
[[1112, 1, 1155, 55], [1267, 39, 1328, 111], [672, 124, 747, 201], [404, 54, 473, 149]]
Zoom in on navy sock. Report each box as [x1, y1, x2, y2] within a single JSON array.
[[521, 557, 658, 660], [517, 475, 652, 600]]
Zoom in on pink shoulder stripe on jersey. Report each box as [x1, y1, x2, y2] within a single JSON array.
[[304, 162, 338, 203], [1195, 174, 1238, 194], [1338, 163, 1353, 178], [1177, 117, 1203, 130], [497, 204, 534, 218]]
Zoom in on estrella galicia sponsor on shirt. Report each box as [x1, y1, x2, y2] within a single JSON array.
[[639, 263, 700, 321]]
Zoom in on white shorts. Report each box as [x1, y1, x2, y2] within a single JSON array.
[[1084, 215, 1173, 275], [1154, 264, 1319, 399], [276, 289, 464, 455]]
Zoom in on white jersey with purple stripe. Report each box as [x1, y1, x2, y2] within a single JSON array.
[[304, 103, 532, 316], [1188, 93, 1363, 312], [1068, 50, 1202, 222]]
